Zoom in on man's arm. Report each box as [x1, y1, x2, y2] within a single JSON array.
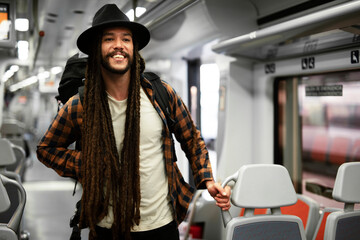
[[163, 82, 231, 209], [164, 82, 213, 188], [36, 95, 83, 180]]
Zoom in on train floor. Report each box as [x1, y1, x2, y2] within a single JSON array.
[[22, 140, 89, 240]]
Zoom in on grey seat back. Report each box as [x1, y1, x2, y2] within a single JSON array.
[[221, 164, 306, 240], [0, 139, 25, 236], [0, 174, 26, 240], [324, 162, 360, 240]]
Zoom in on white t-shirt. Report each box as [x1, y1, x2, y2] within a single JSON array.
[[97, 87, 174, 231]]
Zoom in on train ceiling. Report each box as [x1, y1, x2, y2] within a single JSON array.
[[5, 0, 357, 85]]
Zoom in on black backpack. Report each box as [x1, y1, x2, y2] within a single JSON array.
[[56, 53, 87, 107], [57, 53, 175, 240]]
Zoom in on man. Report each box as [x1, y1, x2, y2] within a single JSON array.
[[37, 4, 230, 240]]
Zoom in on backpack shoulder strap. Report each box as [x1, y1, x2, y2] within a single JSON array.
[[143, 72, 175, 130]]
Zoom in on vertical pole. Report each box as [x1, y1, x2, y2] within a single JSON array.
[[187, 58, 201, 188], [132, 0, 138, 21]]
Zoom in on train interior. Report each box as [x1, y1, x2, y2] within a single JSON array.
[[1, 0, 360, 239]]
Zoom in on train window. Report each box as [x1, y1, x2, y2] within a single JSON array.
[[275, 70, 360, 208]]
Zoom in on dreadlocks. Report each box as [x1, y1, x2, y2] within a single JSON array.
[[79, 33, 143, 240]]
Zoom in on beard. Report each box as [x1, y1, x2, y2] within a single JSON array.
[[101, 51, 132, 74]]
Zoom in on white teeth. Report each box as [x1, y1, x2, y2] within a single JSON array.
[[113, 54, 124, 59]]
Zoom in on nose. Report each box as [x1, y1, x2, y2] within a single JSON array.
[[113, 37, 123, 50]]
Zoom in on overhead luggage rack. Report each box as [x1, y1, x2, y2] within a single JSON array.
[[211, 1, 360, 61]]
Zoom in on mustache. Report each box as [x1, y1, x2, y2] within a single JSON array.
[[105, 51, 130, 59]]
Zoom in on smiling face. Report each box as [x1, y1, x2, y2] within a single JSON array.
[[100, 26, 134, 75]]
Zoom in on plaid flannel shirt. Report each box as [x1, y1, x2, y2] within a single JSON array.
[[37, 76, 214, 224]]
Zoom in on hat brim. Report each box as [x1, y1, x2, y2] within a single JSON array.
[[77, 20, 150, 54]]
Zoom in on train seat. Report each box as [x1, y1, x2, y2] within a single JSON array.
[[311, 208, 340, 240], [0, 174, 27, 240], [324, 162, 360, 240], [237, 194, 320, 239], [180, 190, 224, 240], [1, 119, 31, 158], [0, 138, 27, 182], [0, 119, 25, 139], [221, 164, 306, 240], [239, 208, 268, 216], [0, 138, 25, 182], [0, 138, 26, 237], [281, 194, 320, 240]]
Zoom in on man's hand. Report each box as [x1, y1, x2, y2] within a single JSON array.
[[206, 180, 231, 211]]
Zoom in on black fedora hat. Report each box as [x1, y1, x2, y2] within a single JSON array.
[[77, 4, 150, 54]]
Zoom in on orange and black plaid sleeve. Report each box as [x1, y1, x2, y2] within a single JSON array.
[[36, 95, 83, 180], [163, 80, 213, 188]]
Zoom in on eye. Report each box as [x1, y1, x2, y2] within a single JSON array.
[[103, 36, 114, 42]]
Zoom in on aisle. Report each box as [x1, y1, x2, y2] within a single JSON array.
[[22, 143, 89, 240]]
